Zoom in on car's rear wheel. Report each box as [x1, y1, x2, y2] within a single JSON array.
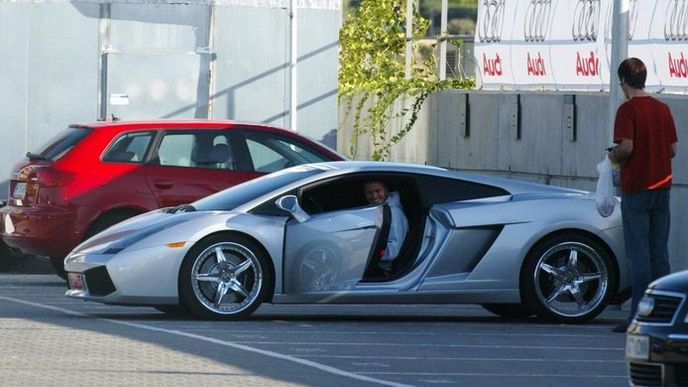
[[86, 210, 141, 239], [179, 234, 271, 320], [480, 303, 533, 318], [521, 233, 615, 323]]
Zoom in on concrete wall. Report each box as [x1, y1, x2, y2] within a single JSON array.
[[0, 3, 102, 196], [0, 1, 340, 199], [338, 90, 688, 270]]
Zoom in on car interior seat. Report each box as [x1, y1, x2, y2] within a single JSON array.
[[209, 143, 233, 169], [191, 142, 232, 169]]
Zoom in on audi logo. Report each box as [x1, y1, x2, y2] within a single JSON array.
[[572, 0, 599, 42], [478, 0, 506, 43], [524, 0, 551, 42], [665, 0, 688, 41]]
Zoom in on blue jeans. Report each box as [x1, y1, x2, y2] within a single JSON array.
[[621, 188, 671, 321]]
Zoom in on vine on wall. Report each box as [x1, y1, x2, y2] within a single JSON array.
[[339, 0, 475, 161]]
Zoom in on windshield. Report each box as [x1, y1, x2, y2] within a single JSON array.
[[32, 127, 91, 161], [192, 164, 329, 211]]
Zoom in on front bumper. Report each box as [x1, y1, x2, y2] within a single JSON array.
[[627, 323, 688, 386], [64, 243, 190, 305]]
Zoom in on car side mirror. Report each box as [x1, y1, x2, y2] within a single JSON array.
[[275, 195, 310, 223]]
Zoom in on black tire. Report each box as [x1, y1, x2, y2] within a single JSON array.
[[521, 233, 616, 323], [480, 303, 534, 318], [179, 233, 272, 320], [49, 257, 68, 280], [86, 210, 140, 239]]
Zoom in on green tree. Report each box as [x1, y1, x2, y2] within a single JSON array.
[[339, 0, 474, 160]]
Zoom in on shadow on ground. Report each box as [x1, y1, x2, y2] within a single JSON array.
[[0, 240, 54, 274]]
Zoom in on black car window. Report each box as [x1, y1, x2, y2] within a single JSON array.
[[241, 131, 331, 173], [299, 175, 370, 214], [102, 131, 155, 163], [420, 175, 509, 205], [297, 173, 423, 217], [31, 127, 91, 161]]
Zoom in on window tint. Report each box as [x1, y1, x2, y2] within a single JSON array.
[[103, 131, 154, 163], [420, 175, 509, 204], [32, 128, 90, 161], [243, 132, 330, 173], [155, 130, 235, 170]]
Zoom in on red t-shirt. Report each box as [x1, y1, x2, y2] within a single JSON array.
[[614, 96, 678, 194]]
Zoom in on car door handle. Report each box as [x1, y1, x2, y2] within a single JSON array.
[[153, 180, 173, 189]]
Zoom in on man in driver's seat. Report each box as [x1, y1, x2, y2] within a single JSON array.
[[363, 181, 409, 274]]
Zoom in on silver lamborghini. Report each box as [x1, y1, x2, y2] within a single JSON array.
[[64, 161, 629, 323]]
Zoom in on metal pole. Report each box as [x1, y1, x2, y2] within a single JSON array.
[[290, 0, 298, 131], [609, 0, 629, 141], [97, 3, 111, 120], [439, 0, 448, 80], [405, 0, 413, 80]]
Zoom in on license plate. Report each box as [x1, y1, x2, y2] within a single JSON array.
[[12, 182, 26, 199], [67, 273, 85, 291], [626, 334, 650, 360]]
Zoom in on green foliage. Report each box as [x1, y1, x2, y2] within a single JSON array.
[[339, 0, 475, 161]]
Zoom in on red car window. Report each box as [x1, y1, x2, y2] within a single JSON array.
[[31, 127, 90, 161], [102, 131, 155, 163]]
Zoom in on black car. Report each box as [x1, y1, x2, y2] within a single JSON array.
[[626, 270, 688, 387]]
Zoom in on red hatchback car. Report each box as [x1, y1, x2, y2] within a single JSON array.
[[0, 119, 343, 276]]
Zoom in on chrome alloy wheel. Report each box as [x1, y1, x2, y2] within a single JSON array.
[[533, 241, 608, 318], [190, 242, 263, 315]]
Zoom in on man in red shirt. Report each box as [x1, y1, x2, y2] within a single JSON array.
[[609, 57, 678, 332]]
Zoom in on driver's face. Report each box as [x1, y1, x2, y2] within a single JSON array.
[[364, 182, 388, 205]]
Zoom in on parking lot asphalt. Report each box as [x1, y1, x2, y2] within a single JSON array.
[[0, 274, 631, 387]]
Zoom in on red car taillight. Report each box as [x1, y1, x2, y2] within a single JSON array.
[[12, 166, 74, 205], [24, 178, 39, 204]]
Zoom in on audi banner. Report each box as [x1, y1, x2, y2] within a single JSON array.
[[475, 0, 688, 94]]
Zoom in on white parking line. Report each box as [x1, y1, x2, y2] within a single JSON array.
[[298, 355, 626, 363], [0, 296, 413, 387], [229, 341, 624, 351], [359, 371, 628, 379], [186, 327, 616, 338]]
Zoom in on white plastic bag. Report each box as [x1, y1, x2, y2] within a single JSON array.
[[595, 156, 616, 217]]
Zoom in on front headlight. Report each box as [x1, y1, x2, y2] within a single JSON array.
[[637, 295, 655, 317], [64, 253, 86, 264]]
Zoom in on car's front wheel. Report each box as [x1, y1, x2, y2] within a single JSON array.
[[521, 234, 616, 323], [179, 234, 271, 320]]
